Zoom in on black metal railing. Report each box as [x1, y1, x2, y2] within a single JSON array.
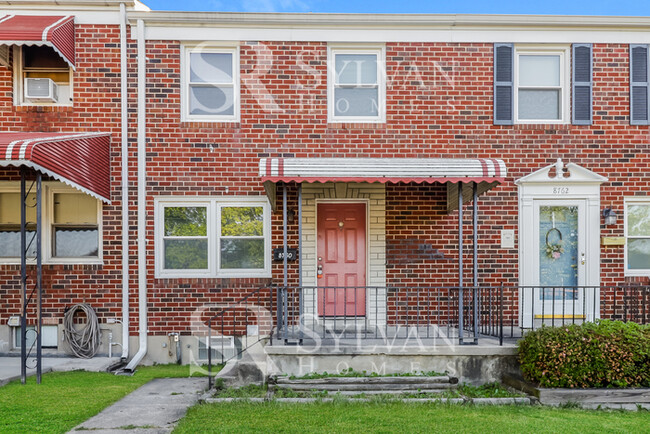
[[204, 284, 649, 387], [206, 285, 275, 389], [271, 285, 650, 348], [272, 286, 496, 346]]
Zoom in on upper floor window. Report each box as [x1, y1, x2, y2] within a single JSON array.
[[515, 50, 568, 123], [495, 44, 591, 126], [515, 47, 569, 124], [328, 46, 385, 123], [14, 45, 73, 106], [625, 199, 650, 276], [182, 45, 239, 122], [0, 183, 101, 264]]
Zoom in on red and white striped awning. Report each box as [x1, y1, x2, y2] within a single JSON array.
[[260, 157, 507, 212], [260, 158, 506, 184], [0, 132, 111, 203], [0, 15, 76, 68]]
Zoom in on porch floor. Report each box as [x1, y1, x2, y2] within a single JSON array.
[[270, 325, 522, 348]]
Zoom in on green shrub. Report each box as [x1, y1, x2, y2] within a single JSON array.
[[517, 320, 650, 388]]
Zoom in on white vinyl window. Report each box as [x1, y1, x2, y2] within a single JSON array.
[[625, 199, 650, 276], [155, 197, 271, 278], [328, 46, 385, 123], [14, 45, 73, 106], [0, 183, 101, 264], [515, 47, 569, 124], [182, 45, 239, 122]]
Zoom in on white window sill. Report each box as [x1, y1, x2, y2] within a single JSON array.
[[328, 118, 386, 124], [155, 270, 271, 279], [181, 116, 240, 123], [624, 270, 650, 277]]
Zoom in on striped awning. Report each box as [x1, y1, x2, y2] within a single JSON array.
[[260, 158, 507, 212], [0, 132, 111, 203], [260, 158, 506, 184], [0, 15, 76, 68]]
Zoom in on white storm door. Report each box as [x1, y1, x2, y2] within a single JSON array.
[[532, 200, 586, 321]]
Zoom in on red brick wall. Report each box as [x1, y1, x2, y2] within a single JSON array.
[[1, 33, 649, 339]]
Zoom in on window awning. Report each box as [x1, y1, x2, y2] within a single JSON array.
[[260, 157, 507, 212], [0, 132, 111, 203], [0, 15, 76, 69]]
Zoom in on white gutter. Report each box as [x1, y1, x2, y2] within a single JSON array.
[[125, 17, 147, 371], [119, 2, 129, 360]]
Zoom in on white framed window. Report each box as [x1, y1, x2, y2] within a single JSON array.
[[47, 187, 101, 262], [514, 46, 569, 124], [328, 45, 385, 123], [181, 44, 239, 122], [0, 183, 102, 264], [13, 45, 73, 106], [155, 197, 271, 278], [624, 198, 650, 276]]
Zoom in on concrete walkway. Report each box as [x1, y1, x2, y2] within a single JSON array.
[[0, 356, 120, 386], [70, 377, 208, 434]]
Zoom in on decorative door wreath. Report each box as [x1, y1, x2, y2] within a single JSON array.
[[545, 227, 564, 260]]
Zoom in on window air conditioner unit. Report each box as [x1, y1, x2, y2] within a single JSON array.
[[24, 77, 59, 102]]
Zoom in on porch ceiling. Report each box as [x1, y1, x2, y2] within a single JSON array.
[[259, 157, 507, 212]]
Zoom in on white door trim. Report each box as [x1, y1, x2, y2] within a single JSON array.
[[516, 159, 606, 327]]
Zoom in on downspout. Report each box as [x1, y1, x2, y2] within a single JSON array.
[[125, 18, 147, 371], [119, 2, 129, 360]]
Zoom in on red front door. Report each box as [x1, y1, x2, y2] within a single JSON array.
[[317, 202, 366, 316]]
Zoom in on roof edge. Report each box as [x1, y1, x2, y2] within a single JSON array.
[[127, 11, 650, 30]]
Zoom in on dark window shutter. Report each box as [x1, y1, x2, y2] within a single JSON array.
[[572, 44, 592, 125], [494, 43, 514, 125], [630, 44, 649, 125]]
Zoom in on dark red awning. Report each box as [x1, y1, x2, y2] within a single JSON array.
[[0, 15, 75, 68], [0, 132, 111, 203]]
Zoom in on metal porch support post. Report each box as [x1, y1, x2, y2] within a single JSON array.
[[298, 183, 303, 343], [282, 182, 288, 341], [36, 172, 42, 383], [472, 182, 478, 344], [458, 182, 464, 344], [20, 168, 27, 384]]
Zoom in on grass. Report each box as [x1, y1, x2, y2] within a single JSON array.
[[174, 401, 650, 433], [0, 364, 218, 434], [457, 382, 526, 398]]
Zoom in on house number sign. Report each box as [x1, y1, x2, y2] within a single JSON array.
[[273, 248, 298, 261], [552, 187, 569, 195]]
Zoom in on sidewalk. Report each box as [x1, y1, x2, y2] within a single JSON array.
[[0, 356, 120, 386], [70, 377, 208, 433]]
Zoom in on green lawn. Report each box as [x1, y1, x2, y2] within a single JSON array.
[[174, 401, 649, 433], [0, 364, 213, 434]]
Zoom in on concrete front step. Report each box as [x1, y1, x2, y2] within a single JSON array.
[[275, 375, 457, 385], [312, 389, 451, 395], [277, 383, 456, 392], [273, 375, 458, 394]]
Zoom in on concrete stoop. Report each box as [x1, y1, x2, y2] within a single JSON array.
[[265, 344, 520, 385], [271, 375, 459, 395]]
